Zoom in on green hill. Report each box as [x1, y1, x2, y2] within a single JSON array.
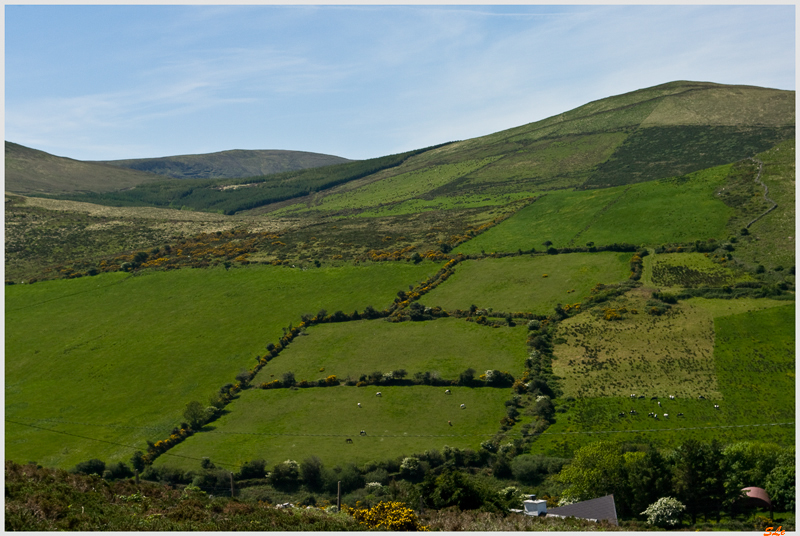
[[97, 148, 352, 180], [4, 80, 794, 518], [4, 142, 165, 194]]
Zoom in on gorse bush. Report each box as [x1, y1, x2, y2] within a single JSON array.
[[642, 496, 685, 527], [343, 501, 429, 531]]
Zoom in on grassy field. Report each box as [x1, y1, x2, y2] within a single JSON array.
[[423, 252, 632, 315], [153, 385, 511, 469], [642, 252, 753, 288], [535, 300, 795, 456], [551, 293, 720, 399], [5, 262, 439, 468], [730, 139, 796, 271], [456, 165, 734, 254], [252, 317, 528, 385]]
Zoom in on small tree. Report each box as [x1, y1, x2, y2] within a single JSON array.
[[130, 450, 146, 474], [642, 496, 685, 527], [184, 400, 206, 431]]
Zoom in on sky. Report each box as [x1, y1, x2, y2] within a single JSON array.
[[4, 4, 796, 162]]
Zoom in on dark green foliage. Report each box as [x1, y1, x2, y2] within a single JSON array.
[[300, 456, 325, 491], [103, 462, 133, 480], [130, 451, 146, 474], [71, 458, 105, 475], [511, 454, 566, 484], [586, 126, 794, 188], [421, 469, 486, 511], [236, 459, 266, 480], [765, 459, 796, 511], [269, 460, 300, 489]]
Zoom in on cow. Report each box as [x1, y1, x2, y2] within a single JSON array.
[[460, 404, 466, 409], [345, 438, 353, 443], [376, 392, 382, 397]]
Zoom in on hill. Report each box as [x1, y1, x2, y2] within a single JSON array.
[[4, 142, 165, 194], [96, 148, 352, 180], [4, 81, 795, 527], [26, 81, 794, 216]]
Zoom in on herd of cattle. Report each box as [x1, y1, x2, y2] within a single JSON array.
[[616, 394, 720, 420]]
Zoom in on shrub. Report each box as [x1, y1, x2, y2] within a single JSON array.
[[642, 496, 685, 527], [269, 459, 300, 488], [343, 501, 429, 531], [71, 459, 105, 475], [237, 459, 266, 480], [102, 461, 133, 480]]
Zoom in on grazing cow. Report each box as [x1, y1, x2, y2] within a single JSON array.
[[345, 438, 353, 443], [376, 392, 382, 397], [698, 395, 705, 400], [658, 401, 662, 407], [360, 430, 366, 436], [630, 409, 637, 415], [714, 404, 720, 409], [648, 412, 654, 417], [618, 412, 625, 417], [669, 395, 675, 400], [677, 413, 684, 417], [448, 420, 452, 426], [651, 396, 658, 400], [663, 413, 669, 418], [638, 395, 645, 399], [460, 403, 466, 409], [358, 403, 361, 408], [630, 394, 636, 399], [445, 389, 451, 395]]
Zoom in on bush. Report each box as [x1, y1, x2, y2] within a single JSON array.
[[237, 459, 266, 480], [102, 461, 133, 480], [642, 496, 685, 527], [399, 457, 424, 480], [71, 459, 105, 475], [269, 459, 300, 488], [300, 456, 325, 491], [343, 501, 429, 531]]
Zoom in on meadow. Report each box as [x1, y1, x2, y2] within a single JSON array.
[[551, 294, 720, 399], [252, 317, 528, 385], [5, 262, 439, 468], [153, 385, 512, 469], [535, 301, 795, 456], [422, 252, 632, 315], [642, 252, 752, 288], [455, 164, 734, 255]]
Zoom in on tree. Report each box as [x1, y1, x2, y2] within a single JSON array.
[[184, 400, 206, 431], [556, 441, 626, 502], [300, 456, 324, 491], [619, 447, 672, 518], [421, 469, 485, 510], [269, 459, 300, 488], [282, 371, 296, 387], [130, 450, 147, 474], [671, 439, 729, 524]]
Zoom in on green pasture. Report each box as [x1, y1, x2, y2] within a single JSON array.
[[423, 252, 631, 315], [287, 158, 500, 215], [731, 139, 796, 271], [253, 317, 528, 385], [355, 192, 534, 218], [642, 252, 753, 288], [685, 296, 792, 318], [5, 262, 439, 468], [552, 297, 719, 399], [533, 396, 795, 458], [536, 302, 795, 456], [456, 164, 734, 255], [713, 305, 795, 427], [154, 385, 512, 470]]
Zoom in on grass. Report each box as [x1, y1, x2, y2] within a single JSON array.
[[456, 164, 734, 254], [423, 252, 632, 315], [552, 294, 720, 399], [642, 252, 753, 288], [730, 138, 796, 271], [252, 317, 528, 385], [5, 262, 439, 469], [276, 158, 502, 216], [153, 385, 512, 469], [535, 301, 795, 457]]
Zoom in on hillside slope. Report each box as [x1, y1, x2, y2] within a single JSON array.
[[4, 142, 165, 194], [97, 149, 352, 180]]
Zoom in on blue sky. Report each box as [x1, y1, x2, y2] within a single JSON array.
[[5, 4, 795, 161]]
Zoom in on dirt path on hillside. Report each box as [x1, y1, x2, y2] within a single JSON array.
[[745, 157, 778, 228]]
